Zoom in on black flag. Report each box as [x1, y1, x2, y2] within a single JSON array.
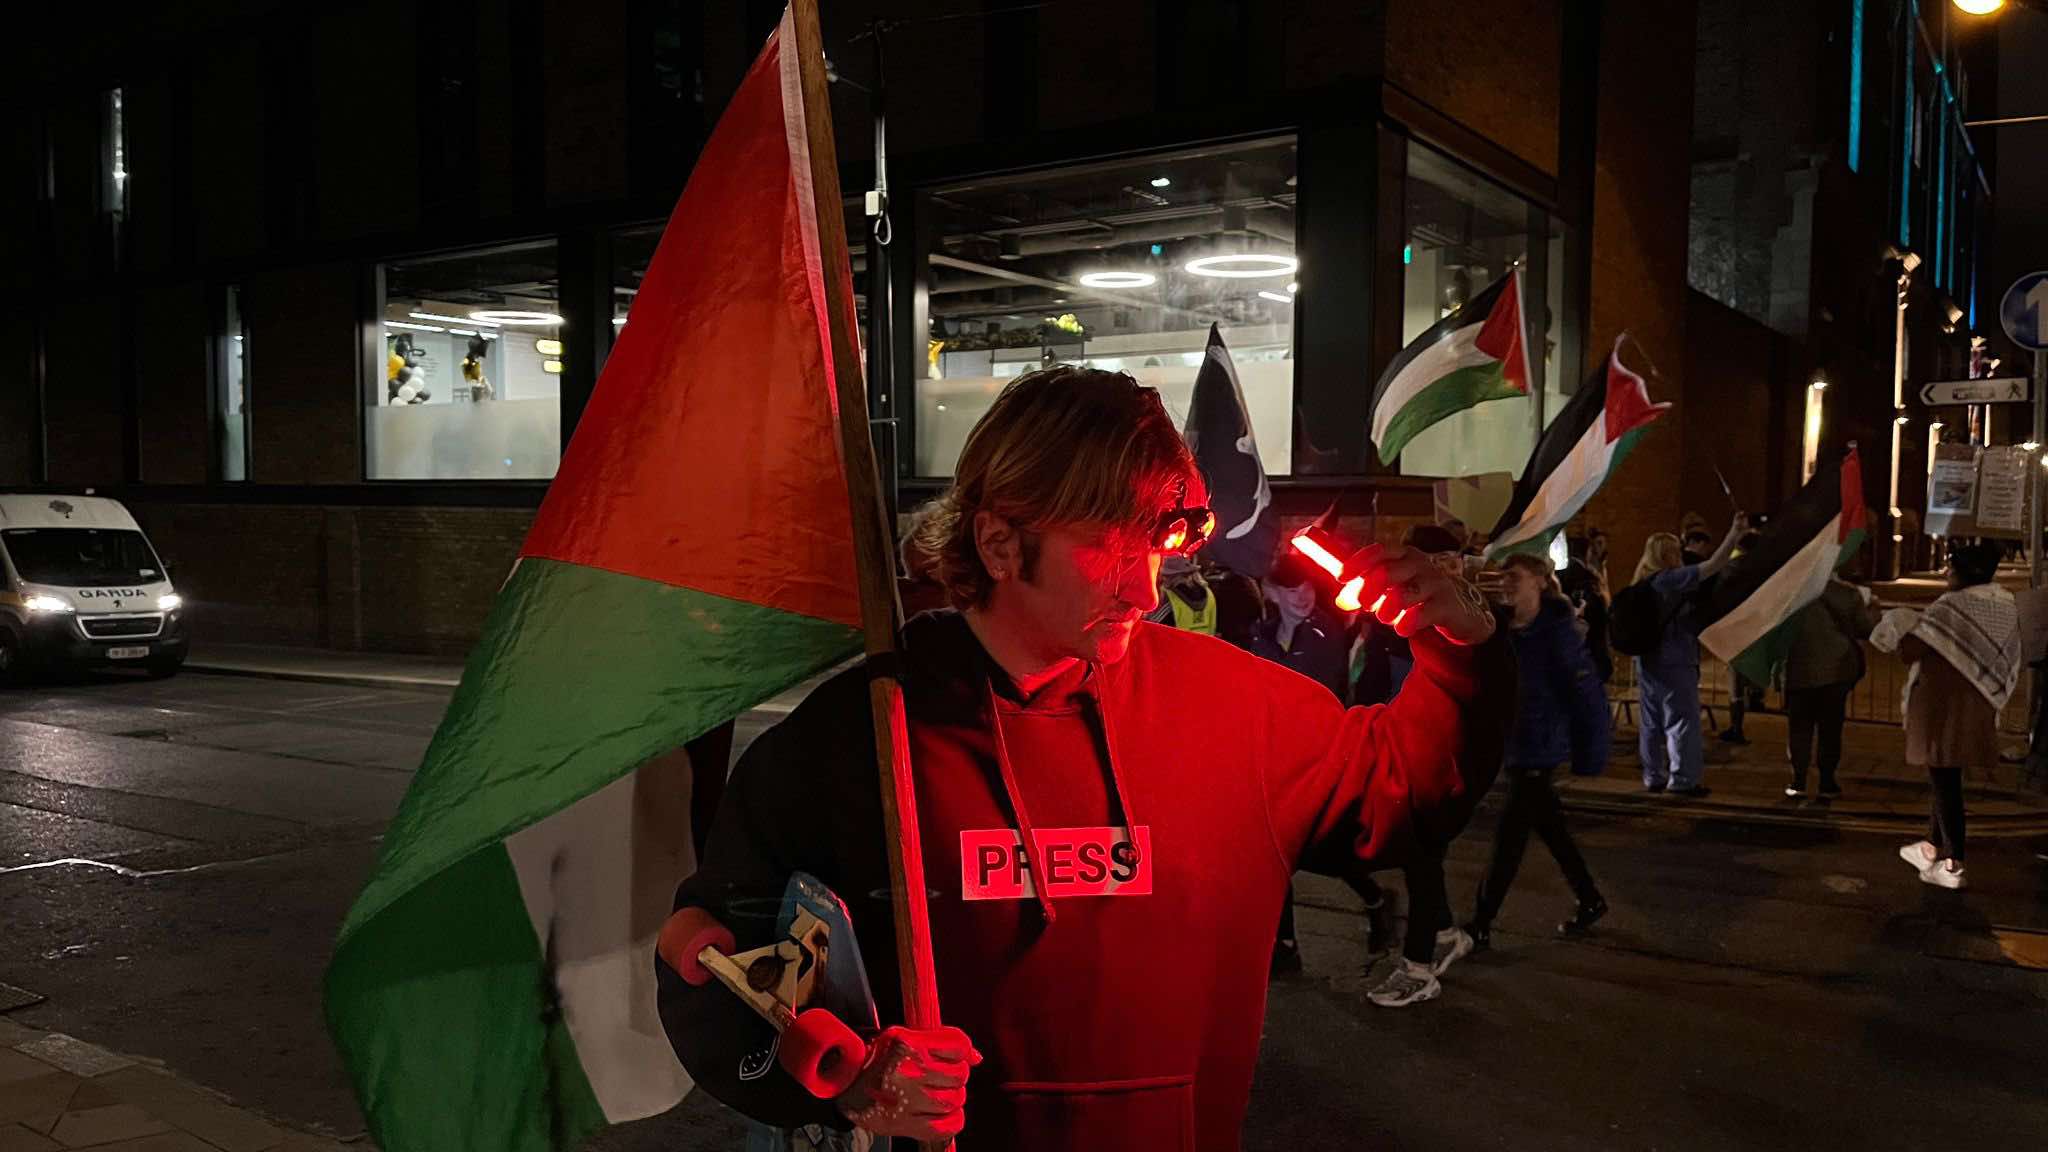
[[1183, 325, 1277, 578]]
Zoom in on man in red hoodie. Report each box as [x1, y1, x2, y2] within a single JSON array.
[[657, 366, 1512, 1149]]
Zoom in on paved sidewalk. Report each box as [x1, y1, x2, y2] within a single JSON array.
[[183, 644, 2048, 831], [0, 1016, 352, 1152], [1571, 708, 2048, 831]]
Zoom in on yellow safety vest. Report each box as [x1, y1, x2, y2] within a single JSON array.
[[1166, 586, 1217, 636]]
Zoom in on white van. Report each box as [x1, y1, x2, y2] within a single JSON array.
[[0, 495, 188, 680]]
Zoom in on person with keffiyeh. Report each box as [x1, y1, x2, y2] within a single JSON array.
[[1870, 540, 2020, 890]]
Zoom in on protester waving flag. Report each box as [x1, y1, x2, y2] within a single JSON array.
[[1698, 447, 1869, 684], [1183, 324, 1278, 577], [1369, 266, 1533, 463], [324, 10, 866, 1150], [1485, 340, 1669, 560]]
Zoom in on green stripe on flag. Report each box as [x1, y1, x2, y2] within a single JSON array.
[[1379, 361, 1522, 462], [328, 845, 607, 1152], [326, 557, 861, 1151], [337, 557, 861, 941]]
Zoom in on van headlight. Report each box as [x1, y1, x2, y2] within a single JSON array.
[[157, 594, 182, 612], [24, 595, 74, 614]]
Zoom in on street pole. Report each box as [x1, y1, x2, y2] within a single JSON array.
[[2034, 350, 2047, 589]]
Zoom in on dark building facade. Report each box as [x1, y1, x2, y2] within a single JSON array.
[[1686, 0, 2000, 577], [4, 0, 1699, 656]]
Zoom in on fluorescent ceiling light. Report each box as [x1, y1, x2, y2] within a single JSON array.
[[1078, 271, 1157, 289], [1258, 290, 1292, 304], [384, 320, 445, 332], [1149, 176, 1171, 188], [612, 316, 628, 326], [412, 311, 499, 327], [470, 310, 563, 327], [448, 328, 478, 337], [1183, 254, 1298, 279]]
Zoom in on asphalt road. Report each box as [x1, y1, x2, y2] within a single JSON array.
[[3, 672, 2045, 1150]]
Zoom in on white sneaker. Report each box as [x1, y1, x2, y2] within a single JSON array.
[[1919, 861, 1967, 889], [1367, 959, 1442, 1007], [1898, 841, 1938, 871], [1431, 927, 1474, 976]]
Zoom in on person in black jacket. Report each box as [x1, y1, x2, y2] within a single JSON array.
[[1468, 552, 1611, 948], [1559, 535, 1612, 684]]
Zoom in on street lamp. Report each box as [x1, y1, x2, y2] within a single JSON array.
[[1952, 0, 2004, 14]]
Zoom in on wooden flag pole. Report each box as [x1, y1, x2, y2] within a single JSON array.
[[788, 0, 947, 1078]]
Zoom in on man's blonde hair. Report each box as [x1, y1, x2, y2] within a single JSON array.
[[903, 365, 1202, 608]]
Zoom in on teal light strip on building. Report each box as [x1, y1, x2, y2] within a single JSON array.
[[1899, 25, 1913, 248], [1848, 0, 1864, 173], [1934, 118, 1946, 288]]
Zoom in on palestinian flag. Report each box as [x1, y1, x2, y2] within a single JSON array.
[[1698, 448, 1869, 684], [1485, 343, 1668, 559], [1370, 266, 1533, 464], [324, 11, 865, 1152]]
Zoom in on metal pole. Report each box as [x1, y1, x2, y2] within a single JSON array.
[[2033, 350, 2047, 589]]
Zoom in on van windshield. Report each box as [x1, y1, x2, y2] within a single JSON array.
[[3, 529, 163, 587]]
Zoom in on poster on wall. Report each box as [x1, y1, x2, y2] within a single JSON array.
[[1973, 446, 2029, 539], [1924, 442, 1979, 539]]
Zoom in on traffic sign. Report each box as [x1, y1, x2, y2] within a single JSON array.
[[2001, 270, 2048, 352], [1920, 376, 2032, 406]]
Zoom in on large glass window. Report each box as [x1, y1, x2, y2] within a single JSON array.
[[915, 139, 1297, 477], [1396, 142, 1567, 480], [368, 242, 563, 480], [218, 286, 250, 482]]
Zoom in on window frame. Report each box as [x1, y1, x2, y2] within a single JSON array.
[[360, 236, 568, 485], [903, 133, 1303, 484]]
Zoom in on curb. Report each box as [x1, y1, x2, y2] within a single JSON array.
[[1559, 789, 2048, 835], [184, 662, 460, 691]]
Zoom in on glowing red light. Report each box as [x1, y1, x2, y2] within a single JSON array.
[[1292, 530, 1369, 613]]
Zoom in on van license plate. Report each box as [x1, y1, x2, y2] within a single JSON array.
[[106, 647, 149, 660]]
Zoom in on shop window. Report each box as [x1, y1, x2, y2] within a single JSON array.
[[218, 286, 250, 482], [915, 138, 1297, 478], [368, 242, 563, 480], [1396, 142, 1567, 481]]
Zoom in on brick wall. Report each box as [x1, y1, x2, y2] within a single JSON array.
[[1384, 0, 1563, 176], [130, 501, 533, 658], [1681, 291, 1787, 527], [1577, 0, 1698, 584]]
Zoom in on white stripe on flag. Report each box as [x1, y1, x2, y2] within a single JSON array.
[[505, 749, 699, 1122], [1370, 321, 1493, 445], [1697, 515, 1843, 663], [1489, 415, 1614, 555]]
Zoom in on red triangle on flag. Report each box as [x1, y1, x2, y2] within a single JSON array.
[[1602, 343, 1670, 444], [1472, 268, 1531, 395], [1838, 446, 1867, 541], [520, 24, 861, 629]]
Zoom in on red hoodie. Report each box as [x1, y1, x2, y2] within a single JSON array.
[[661, 610, 1513, 1150]]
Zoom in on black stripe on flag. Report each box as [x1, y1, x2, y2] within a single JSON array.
[[1368, 270, 1513, 416], [1486, 354, 1611, 541], [1696, 452, 1852, 631]]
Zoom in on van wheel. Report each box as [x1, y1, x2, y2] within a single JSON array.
[[0, 628, 19, 684]]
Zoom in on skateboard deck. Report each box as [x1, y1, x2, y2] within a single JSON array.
[[659, 872, 881, 1152]]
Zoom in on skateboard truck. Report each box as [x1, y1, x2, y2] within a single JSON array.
[[660, 905, 868, 1100]]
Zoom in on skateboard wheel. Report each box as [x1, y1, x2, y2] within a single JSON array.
[[657, 908, 735, 986], [779, 1009, 865, 1099]]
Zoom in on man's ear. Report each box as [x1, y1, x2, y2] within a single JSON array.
[[973, 511, 1021, 583]]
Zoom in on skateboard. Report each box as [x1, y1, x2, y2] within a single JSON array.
[[660, 872, 881, 1149]]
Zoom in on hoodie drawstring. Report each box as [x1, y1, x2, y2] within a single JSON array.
[[983, 674, 1142, 926]]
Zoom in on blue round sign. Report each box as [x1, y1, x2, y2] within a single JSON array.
[[2001, 271, 2048, 352]]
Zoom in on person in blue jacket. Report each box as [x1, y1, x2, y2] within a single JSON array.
[[1467, 552, 1611, 948]]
